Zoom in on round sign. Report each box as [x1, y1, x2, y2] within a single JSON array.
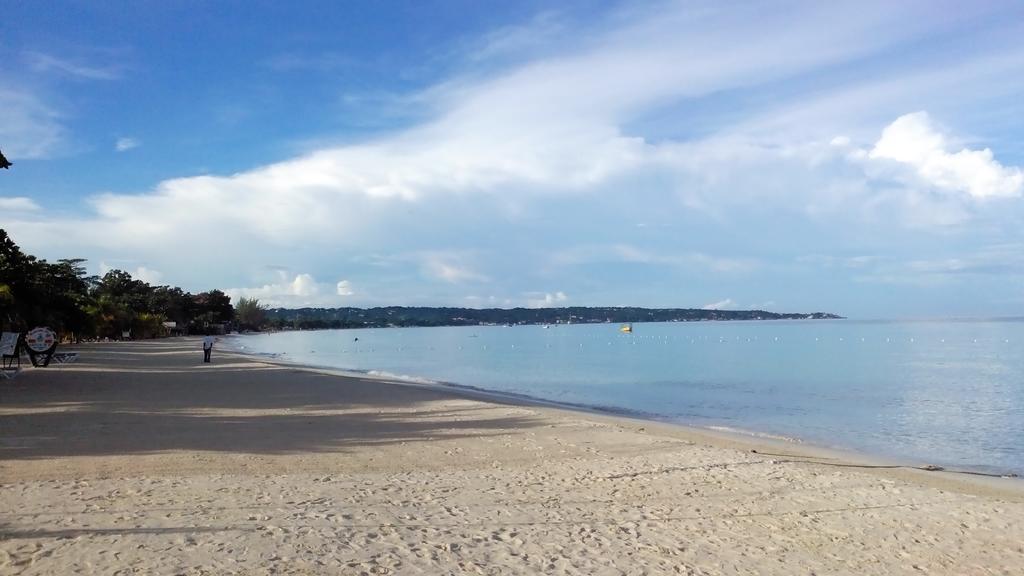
[[25, 327, 57, 353]]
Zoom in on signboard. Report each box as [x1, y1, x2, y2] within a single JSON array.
[[25, 327, 58, 367], [25, 327, 56, 353], [162, 321, 177, 328]]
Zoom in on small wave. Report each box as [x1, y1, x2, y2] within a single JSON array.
[[365, 370, 439, 385], [703, 425, 804, 443]]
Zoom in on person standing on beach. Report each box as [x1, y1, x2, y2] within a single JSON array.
[[202, 335, 215, 363]]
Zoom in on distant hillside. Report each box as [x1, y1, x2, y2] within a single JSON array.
[[262, 306, 842, 330]]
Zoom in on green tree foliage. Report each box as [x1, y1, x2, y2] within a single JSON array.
[[0, 228, 235, 339], [0, 229, 38, 331], [190, 289, 234, 333], [149, 286, 194, 327], [235, 297, 267, 331], [1, 230, 95, 336]]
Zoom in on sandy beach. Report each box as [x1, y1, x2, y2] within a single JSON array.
[[2, 338, 1022, 575]]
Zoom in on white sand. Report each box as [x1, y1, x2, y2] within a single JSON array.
[[2, 338, 1022, 575]]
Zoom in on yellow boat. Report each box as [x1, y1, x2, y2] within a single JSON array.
[[619, 323, 633, 333]]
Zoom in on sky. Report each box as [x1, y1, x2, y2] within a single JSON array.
[[2, 0, 1024, 318]]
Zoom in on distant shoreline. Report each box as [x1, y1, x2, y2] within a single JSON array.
[[261, 305, 843, 331]]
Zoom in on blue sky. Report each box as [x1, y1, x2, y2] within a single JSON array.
[[2, 1, 1024, 318]]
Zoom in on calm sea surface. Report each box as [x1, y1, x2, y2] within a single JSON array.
[[232, 320, 1024, 475]]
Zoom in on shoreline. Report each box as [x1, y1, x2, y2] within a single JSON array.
[[226, 334, 1024, 486], [3, 337, 1023, 574], [223, 337, 1024, 499]]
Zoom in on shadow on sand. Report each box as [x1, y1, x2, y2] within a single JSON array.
[[0, 340, 543, 460]]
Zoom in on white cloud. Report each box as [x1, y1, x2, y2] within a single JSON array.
[[116, 137, 140, 152], [526, 291, 567, 308], [702, 298, 735, 310], [23, 2, 958, 256], [868, 111, 1023, 199], [336, 280, 354, 296], [0, 197, 41, 211], [224, 272, 361, 307], [132, 266, 164, 285]]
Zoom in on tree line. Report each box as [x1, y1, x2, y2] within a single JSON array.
[[0, 229, 266, 340], [263, 305, 842, 330]]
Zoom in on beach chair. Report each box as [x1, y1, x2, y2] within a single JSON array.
[[1, 332, 21, 379], [51, 352, 79, 365]]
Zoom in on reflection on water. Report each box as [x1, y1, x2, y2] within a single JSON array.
[[234, 319, 1024, 474]]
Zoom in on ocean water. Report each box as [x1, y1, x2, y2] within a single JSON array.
[[232, 320, 1024, 475]]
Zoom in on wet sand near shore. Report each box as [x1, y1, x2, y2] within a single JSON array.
[[2, 338, 1022, 575]]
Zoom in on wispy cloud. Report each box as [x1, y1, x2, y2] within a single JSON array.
[[115, 137, 140, 152], [25, 51, 122, 80], [418, 252, 490, 284], [702, 298, 735, 310], [465, 11, 567, 64], [851, 244, 1024, 286], [0, 87, 67, 159], [550, 244, 758, 274], [262, 52, 360, 73]]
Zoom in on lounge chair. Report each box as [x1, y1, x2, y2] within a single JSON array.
[[51, 352, 79, 365], [1, 332, 21, 379]]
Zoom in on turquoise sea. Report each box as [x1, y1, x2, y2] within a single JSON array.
[[232, 320, 1024, 476]]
